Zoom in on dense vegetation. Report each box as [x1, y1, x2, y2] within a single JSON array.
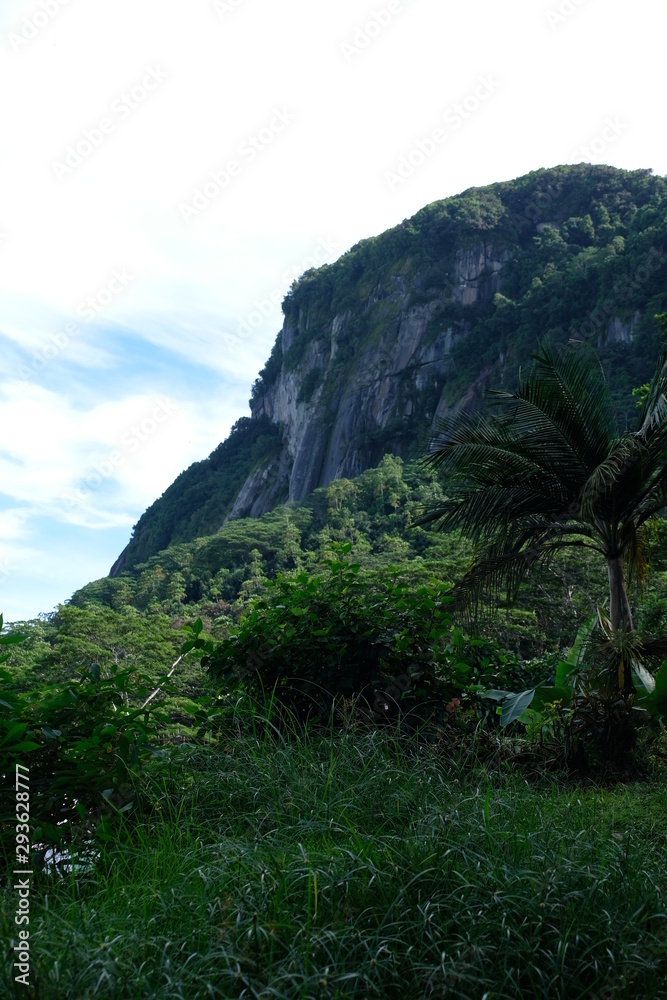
[[11, 451, 623, 695], [5, 435, 667, 994], [4, 729, 667, 998]]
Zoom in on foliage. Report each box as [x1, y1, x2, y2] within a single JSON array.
[[5, 730, 667, 998], [181, 543, 463, 729], [62, 453, 607, 662], [485, 615, 594, 723], [420, 319, 667, 697], [37, 605, 181, 683], [484, 613, 667, 767], [0, 616, 175, 862]]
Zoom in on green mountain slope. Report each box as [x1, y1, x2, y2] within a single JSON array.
[[111, 163, 667, 575]]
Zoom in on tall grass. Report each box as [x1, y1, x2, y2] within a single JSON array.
[[3, 707, 667, 998]]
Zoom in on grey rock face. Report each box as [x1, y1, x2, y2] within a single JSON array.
[[604, 310, 641, 346], [231, 242, 510, 518], [223, 446, 291, 524], [452, 243, 512, 305]]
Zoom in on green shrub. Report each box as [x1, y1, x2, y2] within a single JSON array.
[[182, 543, 466, 730], [0, 614, 173, 864]]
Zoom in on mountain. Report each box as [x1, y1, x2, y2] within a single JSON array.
[[110, 163, 667, 576]]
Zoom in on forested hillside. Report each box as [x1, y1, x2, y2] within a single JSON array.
[[111, 164, 667, 574], [12, 450, 667, 714]]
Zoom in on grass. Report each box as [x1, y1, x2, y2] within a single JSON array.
[[3, 712, 667, 999]]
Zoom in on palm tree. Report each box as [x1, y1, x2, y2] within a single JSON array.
[[419, 315, 667, 696]]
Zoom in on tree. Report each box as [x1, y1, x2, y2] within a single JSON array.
[[166, 571, 187, 605], [44, 605, 181, 682], [419, 315, 667, 696], [238, 549, 266, 602], [274, 514, 303, 572]]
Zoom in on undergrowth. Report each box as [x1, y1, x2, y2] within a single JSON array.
[[3, 706, 667, 999]]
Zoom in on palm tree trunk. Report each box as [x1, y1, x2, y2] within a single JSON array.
[[607, 557, 633, 631], [607, 556, 634, 693]]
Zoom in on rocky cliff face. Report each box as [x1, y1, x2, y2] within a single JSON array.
[[110, 164, 667, 574], [232, 240, 511, 520]]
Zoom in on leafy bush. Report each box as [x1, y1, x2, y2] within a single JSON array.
[[182, 543, 467, 730], [0, 615, 173, 864], [484, 614, 667, 768]]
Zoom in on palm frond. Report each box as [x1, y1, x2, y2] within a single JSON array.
[[511, 342, 618, 469], [419, 321, 667, 622], [580, 436, 641, 519], [590, 624, 667, 676], [447, 530, 597, 618]]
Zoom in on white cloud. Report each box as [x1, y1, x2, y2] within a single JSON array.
[[0, 380, 244, 523], [0, 507, 33, 541]]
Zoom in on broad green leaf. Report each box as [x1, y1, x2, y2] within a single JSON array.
[[39, 821, 62, 843], [554, 660, 573, 688], [0, 632, 27, 645], [632, 659, 656, 693], [1, 722, 27, 743], [500, 688, 536, 726], [484, 689, 512, 702], [637, 660, 667, 716], [565, 615, 597, 667]]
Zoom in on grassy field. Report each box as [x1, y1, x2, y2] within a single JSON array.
[[3, 717, 667, 1000]]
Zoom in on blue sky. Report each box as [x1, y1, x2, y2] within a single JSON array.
[[0, 0, 664, 622]]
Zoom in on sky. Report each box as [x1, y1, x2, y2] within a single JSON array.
[[0, 0, 664, 623]]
